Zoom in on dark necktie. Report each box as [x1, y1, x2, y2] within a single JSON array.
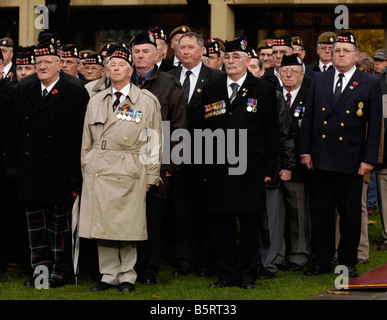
[[112, 91, 122, 111], [286, 92, 292, 107], [42, 88, 48, 98], [183, 70, 192, 103], [322, 65, 327, 72], [138, 75, 145, 88], [230, 83, 239, 103], [334, 73, 344, 99]]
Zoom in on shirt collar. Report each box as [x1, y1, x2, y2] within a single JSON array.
[[41, 76, 60, 94], [227, 72, 247, 88], [135, 67, 155, 82], [112, 82, 131, 98], [334, 65, 357, 80], [182, 62, 202, 78]]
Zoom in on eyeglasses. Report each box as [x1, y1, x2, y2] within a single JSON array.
[[35, 60, 57, 67], [223, 54, 246, 62], [293, 47, 304, 53], [333, 48, 357, 55], [279, 68, 302, 76]]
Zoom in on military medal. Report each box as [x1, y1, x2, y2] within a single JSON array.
[[247, 98, 257, 112], [356, 101, 364, 117], [117, 105, 123, 119], [294, 106, 302, 117], [135, 110, 142, 123]]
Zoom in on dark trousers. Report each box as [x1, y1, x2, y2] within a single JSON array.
[[213, 212, 260, 284], [25, 201, 72, 281], [136, 195, 166, 277], [171, 165, 215, 271], [309, 169, 363, 268]]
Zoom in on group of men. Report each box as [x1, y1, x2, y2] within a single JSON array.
[[0, 24, 385, 292]]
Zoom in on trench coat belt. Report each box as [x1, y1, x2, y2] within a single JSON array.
[[92, 142, 139, 153]]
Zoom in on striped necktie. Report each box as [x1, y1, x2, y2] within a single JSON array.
[[112, 91, 122, 111], [286, 92, 292, 107], [334, 73, 344, 99]]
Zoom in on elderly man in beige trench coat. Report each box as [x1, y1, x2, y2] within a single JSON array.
[[79, 44, 162, 293]]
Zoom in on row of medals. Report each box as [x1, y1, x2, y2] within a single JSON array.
[[117, 107, 142, 123]]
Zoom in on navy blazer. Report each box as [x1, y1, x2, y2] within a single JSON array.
[[299, 68, 383, 174]]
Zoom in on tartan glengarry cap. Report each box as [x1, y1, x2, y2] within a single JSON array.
[[334, 32, 358, 48], [34, 42, 60, 57], [374, 48, 387, 61], [0, 37, 14, 47], [272, 35, 293, 48], [149, 26, 167, 41], [132, 31, 157, 47], [204, 40, 221, 56], [61, 44, 80, 58], [224, 37, 248, 53], [16, 45, 36, 65], [83, 53, 104, 66], [280, 53, 303, 67], [109, 46, 133, 66], [317, 31, 337, 44], [169, 25, 192, 39]]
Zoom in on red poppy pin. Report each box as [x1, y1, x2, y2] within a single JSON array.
[[353, 81, 358, 86], [9, 72, 14, 79], [52, 89, 58, 95]]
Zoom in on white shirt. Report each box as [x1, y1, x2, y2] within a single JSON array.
[[333, 65, 357, 94], [41, 76, 60, 96], [112, 83, 130, 106], [319, 61, 332, 72], [283, 86, 301, 107], [226, 72, 247, 99], [180, 62, 202, 103], [3, 62, 12, 78]]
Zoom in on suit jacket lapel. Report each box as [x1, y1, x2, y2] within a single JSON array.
[[187, 64, 210, 111], [335, 68, 361, 105], [229, 72, 255, 109]]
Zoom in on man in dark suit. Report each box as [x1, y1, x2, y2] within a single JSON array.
[[299, 32, 383, 278], [201, 38, 280, 289], [306, 31, 337, 73], [168, 32, 224, 277], [4, 41, 89, 288], [275, 53, 311, 272]]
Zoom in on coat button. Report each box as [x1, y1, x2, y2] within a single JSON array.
[[25, 116, 29, 120], [322, 107, 325, 111], [26, 133, 30, 137], [228, 112, 232, 116], [322, 135, 326, 139], [123, 137, 128, 141], [25, 152, 29, 156], [346, 110, 350, 114], [323, 121, 327, 125], [339, 137, 343, 141], [120, 155, 124, 159], [341, 123, 344, 127], [95, 173, 99, 177]]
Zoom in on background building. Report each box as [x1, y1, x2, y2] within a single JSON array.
[[0, 0, 386, 64]]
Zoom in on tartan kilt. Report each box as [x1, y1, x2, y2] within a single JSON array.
[[25, 201, 72, 281]]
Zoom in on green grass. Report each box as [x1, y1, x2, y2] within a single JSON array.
[[0, 213, 386, 301]]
